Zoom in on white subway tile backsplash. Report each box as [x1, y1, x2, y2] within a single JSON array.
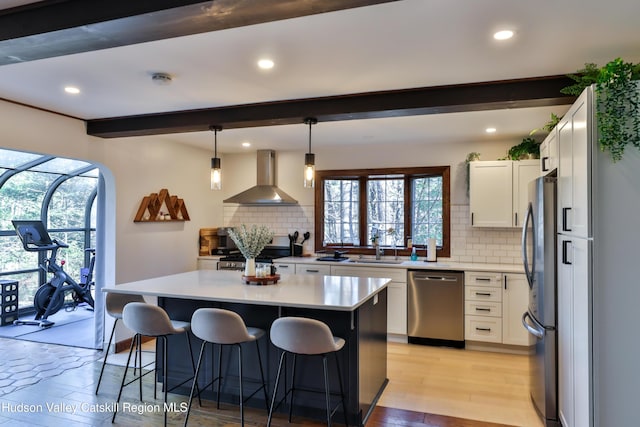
[[222, 203, 522, 264]]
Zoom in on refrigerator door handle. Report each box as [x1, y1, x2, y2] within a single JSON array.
[[522, 311, 545, 339], [521, 202, 535, 288]]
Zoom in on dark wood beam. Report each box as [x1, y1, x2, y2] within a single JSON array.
[[86, 75, 577, 138], [0, 0, 398, 65]]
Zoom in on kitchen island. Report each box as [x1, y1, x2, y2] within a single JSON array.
[[104, 269, 390, 426]]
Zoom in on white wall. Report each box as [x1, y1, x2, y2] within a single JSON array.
[[1, 99, 224, 284]]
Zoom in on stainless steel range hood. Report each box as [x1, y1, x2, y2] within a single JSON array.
[[223, 149, 298, 205]]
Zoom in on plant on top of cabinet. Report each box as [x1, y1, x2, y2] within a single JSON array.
[[465, 152, 481, 197], [561, 58, 640, 162], [505, 137, 541, 160], [530, 113, 563, 136]]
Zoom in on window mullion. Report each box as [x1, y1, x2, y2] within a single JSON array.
[[359, 176, 368, 248]]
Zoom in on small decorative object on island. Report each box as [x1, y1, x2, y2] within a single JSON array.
[[227, 224, 274, 277]]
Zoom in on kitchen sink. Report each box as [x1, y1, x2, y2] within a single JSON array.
[[347, 259, 404, 265]]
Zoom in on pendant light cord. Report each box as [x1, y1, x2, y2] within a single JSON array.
[[304, 117, 317, 154], [210, 125, 222, 157]]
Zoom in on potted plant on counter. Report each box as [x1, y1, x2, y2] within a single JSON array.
[[228, 224, 274, 276]]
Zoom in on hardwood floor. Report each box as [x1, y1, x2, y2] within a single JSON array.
[[380, 342, 543, 427], [0, 337, 543, 426]]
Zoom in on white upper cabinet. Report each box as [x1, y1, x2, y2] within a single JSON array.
[[469, 160, 540, 228], [540, 128, 558, 174], [513, 160, 542, 228], [557, 89, 591, 238]]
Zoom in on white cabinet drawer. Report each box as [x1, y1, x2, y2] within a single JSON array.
[[465, 271, 503, 288], [273, 263, 294, 273], [465, 315, 502, 343], [465, 286, 502, 302], [295, 263, 331, 275], [465, 301, 502, 318], [330, 266, 406, 282]]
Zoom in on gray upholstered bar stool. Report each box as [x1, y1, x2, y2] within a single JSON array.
[[112, 302, 199, 427], [95, 292, 145, 394], [183, 308, 269, 427], [267, 316, 348, 427]]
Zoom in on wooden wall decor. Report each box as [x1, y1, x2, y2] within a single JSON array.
[[134, 188, 190, 222]]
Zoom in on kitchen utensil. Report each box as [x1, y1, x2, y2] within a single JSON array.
[[293, 231, 299, 243], [301, 231, 310, 245]]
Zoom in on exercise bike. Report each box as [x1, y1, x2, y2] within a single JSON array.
[[12, 220, 95, 328]]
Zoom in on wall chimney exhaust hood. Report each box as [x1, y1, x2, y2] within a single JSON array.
[[223, 150, 298, 205]]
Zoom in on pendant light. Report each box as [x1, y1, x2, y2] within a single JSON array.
[[210, 125, 222, 190], [303, 117, 317, 188]]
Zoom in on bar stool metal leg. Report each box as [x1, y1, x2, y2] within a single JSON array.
[[112, 334, 137, 423], [183, 340, 207, 427], [289, 353, 297, 422], [256, 340, 270, 410], [95, 318, 118, 395], [323, 355, 332, 427], [267, 350, 287, 427]]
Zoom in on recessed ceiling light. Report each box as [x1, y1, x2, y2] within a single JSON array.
[[64, 86, 80, 94], [486, 127, 497, 133], [242, 142, 251, 147], [493, 30, 514, 41], [257, 59, 275, 70]]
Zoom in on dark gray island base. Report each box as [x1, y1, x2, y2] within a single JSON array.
[[158, 288, 388, 426]]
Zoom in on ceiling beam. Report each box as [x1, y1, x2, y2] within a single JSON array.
[[0, 0, 398, 65], [86, 75, 576, 138]]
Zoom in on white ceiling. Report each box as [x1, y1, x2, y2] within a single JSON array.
[[0, 0, 639, 153]]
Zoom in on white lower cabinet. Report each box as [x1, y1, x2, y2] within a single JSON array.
[[295, 263, 331, 275], [465, 271, 531, 347], [331, 266, 406, 335], [502, 273, 533, 346]]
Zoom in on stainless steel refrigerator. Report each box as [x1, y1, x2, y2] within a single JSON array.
[[521, 176, 560, 427]]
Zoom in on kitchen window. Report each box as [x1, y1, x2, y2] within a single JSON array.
[[315, 166, 450, 257]]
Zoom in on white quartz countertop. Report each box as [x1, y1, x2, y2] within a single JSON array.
[[105, 269, 390, 311], [198, 255, 524, 274]]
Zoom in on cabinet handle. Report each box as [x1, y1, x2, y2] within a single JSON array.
[[278, 265, 290, 268], [306, 269, 320, 273], [562, 240, 572, 265], [504, 275, 507, 290], [514, 212, 518, 226], [475, 307, 491, 312], [476, 327, 492, 332], [542, 156, 549, 172], [562, 207, 572, 232], [471, 212, 474, 226], [475, 292, 492, 297], [475, 277, 491, 282]]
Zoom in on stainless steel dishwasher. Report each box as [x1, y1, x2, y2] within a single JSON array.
[[408, 270, 465, 348]]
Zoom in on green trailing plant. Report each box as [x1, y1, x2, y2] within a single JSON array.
[[530, 113, 563, 136], [560, 63, 601, 96], [561, 58, 640, 162], [595, 59, 640, 162], [506, 137, 540, 160], [464, 152, 480, 197]]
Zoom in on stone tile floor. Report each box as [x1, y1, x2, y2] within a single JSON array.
[[0, 337, 102, 396]]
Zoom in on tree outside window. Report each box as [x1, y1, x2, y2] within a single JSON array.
[[316, 166, 450, 257]]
